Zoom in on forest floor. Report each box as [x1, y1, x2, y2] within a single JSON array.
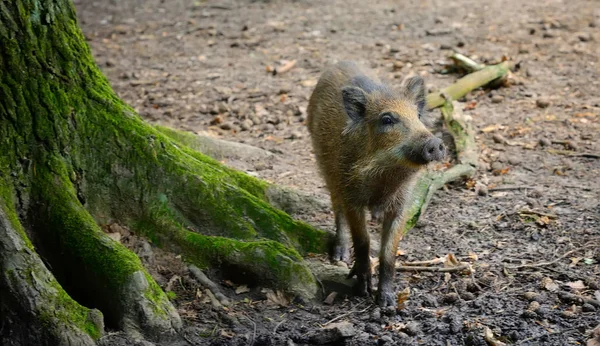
[[75, 0, 599, 345]]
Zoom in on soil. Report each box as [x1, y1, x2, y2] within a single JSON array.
[[75, 0, 599, 345]]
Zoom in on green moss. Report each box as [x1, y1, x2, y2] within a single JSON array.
[[0, 177, 34, 250], [166, 291, 177, 300]]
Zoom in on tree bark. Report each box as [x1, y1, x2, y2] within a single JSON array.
[[0, 0, 328, 344]]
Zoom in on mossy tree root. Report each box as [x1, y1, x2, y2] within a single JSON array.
[[0, 0, 329, 344], [0, 188, 100, 346]]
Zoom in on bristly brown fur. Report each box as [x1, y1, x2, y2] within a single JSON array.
[[307, 60, 444, 308]]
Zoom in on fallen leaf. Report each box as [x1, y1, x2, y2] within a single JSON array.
[[566, 280, 586, 292], [536, 215, 551, 226], [235, 285, 250, 295], [444, 253, 461, 268], [481, 124, 504, 133], [541, 277, 559, 292], [483, 326, 507, 346], [573, 112, 596, 117], [468, 252, 479, 261], [396, 248, 406, 256], [222, 280, 235, 288], [220, 330, 235, 338], [323, 291, 337, 305], [265, 289, 291, 307], [569, 257, 581, 267], [397, 287, 410, 309], [584, 258, 596, 265]]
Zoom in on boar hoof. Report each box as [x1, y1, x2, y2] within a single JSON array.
[[348, 263, 372, 296], [330, 243, 351, 263], [377, 289, 397, 310]]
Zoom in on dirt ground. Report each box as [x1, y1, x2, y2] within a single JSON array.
[[75, 0, 599, 345]]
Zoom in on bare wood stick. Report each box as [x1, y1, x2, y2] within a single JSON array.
[[189, 265, 230, 306], [426, 62, 510, 109], [505, 243, 597, 270], [547, 149, 600, 159], [518, 209, 558, 219], [322, 303, 371, 326], [397, 263, 471, 273], [400, 258, 446, 266], [488, 185, 532, 192], [273, 60, 297, 75], [449, 53, 485, 72]]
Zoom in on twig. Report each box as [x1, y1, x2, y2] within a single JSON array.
[[547, 149, 600, 159], [488, 185, 532, 192], [505, 243, 597, 270], [401, 258, 446, 266], [449, 53, 485, 72], [273, 60, 296, 75], [244, 314, 256, 346], [189, 265, 230, 306], [518, 209, 558, 219], [273, 319, 287, 334], [514, 328, 578, 345], [322, 303, 371, 326], [397, 263, 471, 273], [427, 62, 510, 109]]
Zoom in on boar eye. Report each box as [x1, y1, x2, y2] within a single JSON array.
[[380, 114, 395, 125]]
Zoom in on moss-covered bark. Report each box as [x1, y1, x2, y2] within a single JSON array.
[[0, 0, 328, 344]]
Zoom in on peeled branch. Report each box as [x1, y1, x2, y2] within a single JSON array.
[[426, 61, 510, 109]]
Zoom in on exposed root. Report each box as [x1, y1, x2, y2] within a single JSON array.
[[188, 265, 230, 306]]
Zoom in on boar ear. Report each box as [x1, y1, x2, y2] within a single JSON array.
[[404, 76, 426, 114], [341, 86, 367, 122]]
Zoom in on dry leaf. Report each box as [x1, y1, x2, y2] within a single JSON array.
[[569, 257, 581, 267], [220, 330, 235, 338], [444, 272, 452, 283], [481, 124, 503, 133], [444, 253, 461, 268], [588, 324, 600, 346], [468, 252, 479, 261], [483, 326, 507, 346], [397, 287, 410, 309], [323, 291, 337, 305], [396, 248, 406, 256], [536, 215, 551, 226], [235, 285, 250, 295], [541, 277, 559, 292], [265, 289, 291, 307], [566, 280, 586, 292]]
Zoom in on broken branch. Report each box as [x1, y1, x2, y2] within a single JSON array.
[[426, 61, 510, 109], [397, 263, 471, 273], [505, 243, 597, 270]]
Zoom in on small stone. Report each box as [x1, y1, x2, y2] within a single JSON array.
[[378, 335, 393, 344], [575, 32, 592, 42], [492, 134, 507, 144], [491, 95, 504, 103], [401, 321, 420, 336], [370, 308, 381, 321], [261, 123, 275, 132], [288, 131, 303, 140], [536, 98, 550, 108], [521, 310, 537, 319], [240, 119, 253, 131], [220, 122, 233, 130], [582, 303, 596, 312], [560, 310, 577, 319], [490, 161, 503, 172], [461, 292, 475, 301], [477, 185, 489, 197], [440, 43, 452, 50], [392, 61, 404, 70], [542, 31, 556, 38], [527, 301, 541, 311], [508, 156, 521, 165], [443, 293, 460, 304], [538, 138, 552, 147], [308, 322, 356, 344], [523, 291, 539, 301]]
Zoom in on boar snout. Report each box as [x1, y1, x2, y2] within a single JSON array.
[[421, 137, 446, 163]]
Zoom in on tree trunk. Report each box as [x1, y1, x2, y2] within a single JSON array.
[[0, 0, 328, 344]]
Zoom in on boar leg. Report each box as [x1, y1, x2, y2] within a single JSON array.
[[330, 203, 351, 262], [377, 209, 404, 308], [345, 207, 372, 296]]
